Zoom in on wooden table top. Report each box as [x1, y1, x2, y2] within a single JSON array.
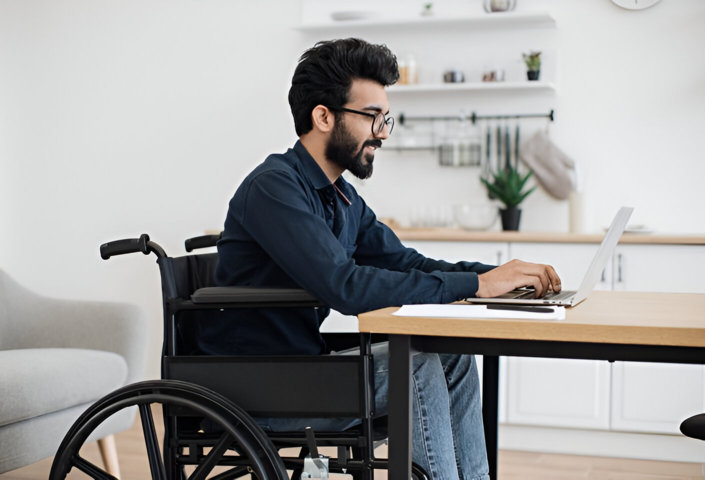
[[358, 291, 705, 348]]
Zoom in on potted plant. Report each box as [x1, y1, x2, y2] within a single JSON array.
[[481, 166, 536, 230], [522, 51, 541, 81]]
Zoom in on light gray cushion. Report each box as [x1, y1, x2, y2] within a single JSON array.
[[0, 348, 127, 427], [0, 401, 135, 473]]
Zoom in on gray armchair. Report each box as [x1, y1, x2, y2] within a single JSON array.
[[0, 269, 148, 476]]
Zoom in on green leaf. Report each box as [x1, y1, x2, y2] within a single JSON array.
[[481, 166, 535, 208]]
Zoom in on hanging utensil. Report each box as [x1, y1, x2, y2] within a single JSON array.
[[504, 125, 511, 171], [496, 125, 502, 173], [482, 122, 492, 179], [515, 123, 520, 170]]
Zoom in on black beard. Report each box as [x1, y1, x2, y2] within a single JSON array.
[[325, 120, 381, 180]]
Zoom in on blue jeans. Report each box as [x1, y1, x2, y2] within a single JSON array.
[[258, 343, 489, 480]]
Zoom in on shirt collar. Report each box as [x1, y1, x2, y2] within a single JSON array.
[[293, 140, 354, 206], [294, 140, 332, 191]]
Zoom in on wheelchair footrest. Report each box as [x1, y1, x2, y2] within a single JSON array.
[[301, 427, 329, 480]]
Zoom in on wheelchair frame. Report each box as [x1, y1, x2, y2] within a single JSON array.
[[50, 233, 428, 480]]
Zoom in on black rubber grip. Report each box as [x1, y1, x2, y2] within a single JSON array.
[[100, 234, 150, 260], [184, 233, 221, 252]]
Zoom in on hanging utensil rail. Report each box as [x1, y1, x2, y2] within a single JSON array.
[[398, 109, 554, 125]]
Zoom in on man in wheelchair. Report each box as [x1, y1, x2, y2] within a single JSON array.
[[214, 38, 562, 480]]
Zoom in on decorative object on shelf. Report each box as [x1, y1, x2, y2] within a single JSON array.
[[421, 3, 434, 16], [482, 69, 505, 82], [483, 0, 517, 13], [611, 0, 661, 10], [398, 53, 418, 85], [443, 69, 465, 83], [330, 11, 376, 22], [481, 165, 536, 231], [522, 51, 541, 81]]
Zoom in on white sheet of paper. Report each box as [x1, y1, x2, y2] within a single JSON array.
[[393, 304, 565, 321]]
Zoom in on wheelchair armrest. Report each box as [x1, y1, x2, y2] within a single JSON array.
[[191, 286, 323, 307], [322, 332, 389, 352]]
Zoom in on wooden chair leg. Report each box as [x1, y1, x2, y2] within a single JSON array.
[[98, 434, 121, 479]]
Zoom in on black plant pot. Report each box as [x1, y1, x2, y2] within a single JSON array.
[[500, 207, 522, 231], [527, 70, 540, 81]]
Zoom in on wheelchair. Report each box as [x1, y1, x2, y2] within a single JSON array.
[[50, 233, 428, 479]]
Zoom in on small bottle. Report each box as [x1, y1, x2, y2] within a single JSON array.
[[406, 54, 418, 84], [398, 57, 408, 85]]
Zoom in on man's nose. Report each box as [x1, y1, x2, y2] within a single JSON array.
[[375, 123, 391, 140]]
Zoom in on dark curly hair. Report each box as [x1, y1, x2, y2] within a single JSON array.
[[288, 38, 399, 136]]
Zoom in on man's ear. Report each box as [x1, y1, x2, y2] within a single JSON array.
[[311, 105, 335, 133]]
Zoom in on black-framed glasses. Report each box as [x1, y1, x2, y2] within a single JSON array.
[[327, 106, 394, 136]]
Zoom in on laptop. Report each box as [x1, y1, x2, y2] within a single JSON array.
[[471, 206, 634, 307]]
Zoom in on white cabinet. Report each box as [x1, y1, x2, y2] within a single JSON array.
[[611, 362, 705, 434], [510, 241, 705, 434], [507, 357, 611, 429], [454, 239, 705, 435], [612, 244, 705, 293], [607, 244, 705, 434]]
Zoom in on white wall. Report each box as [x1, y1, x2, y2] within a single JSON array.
[[0, 0, 306, 375], [1, 0, 704, 376]]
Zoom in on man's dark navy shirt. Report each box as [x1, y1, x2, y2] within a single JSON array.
[[212, 141, 494, 355]]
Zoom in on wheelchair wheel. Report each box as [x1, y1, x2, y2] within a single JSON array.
[[50, 380, 288, 480]]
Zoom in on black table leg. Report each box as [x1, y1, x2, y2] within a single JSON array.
[[389, 334, 413, 480], [482, 355, 500, 479]]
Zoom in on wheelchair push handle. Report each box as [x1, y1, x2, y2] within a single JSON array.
[[100, 234, 166, 260], [184, 233, 222, 252]]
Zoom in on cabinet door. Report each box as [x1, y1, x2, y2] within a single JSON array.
[[611, 363, 705, 434], [505, 243, 612, 429], [506, 357, 611, 429], [613, 244, 705, 293]]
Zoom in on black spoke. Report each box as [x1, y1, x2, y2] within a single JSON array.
[[188, 432, 234, 480], [72, 455, 117, 480], [208, 466, 251, 480], [139, 403, 167, 480]]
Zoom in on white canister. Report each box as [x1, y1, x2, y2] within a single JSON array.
[[569, 191, 586, 233]]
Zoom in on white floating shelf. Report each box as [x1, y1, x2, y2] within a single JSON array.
[[297, 11, 555, 32], [387, 81, 556, 93]]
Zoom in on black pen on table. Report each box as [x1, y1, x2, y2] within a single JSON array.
[[486, 304, 555, 314]]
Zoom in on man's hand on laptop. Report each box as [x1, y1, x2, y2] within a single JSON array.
[[476, 259, 562, 298]]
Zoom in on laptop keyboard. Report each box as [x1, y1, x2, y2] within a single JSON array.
[[541, 290, 574, 301], [513, 289, 574, 301]]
